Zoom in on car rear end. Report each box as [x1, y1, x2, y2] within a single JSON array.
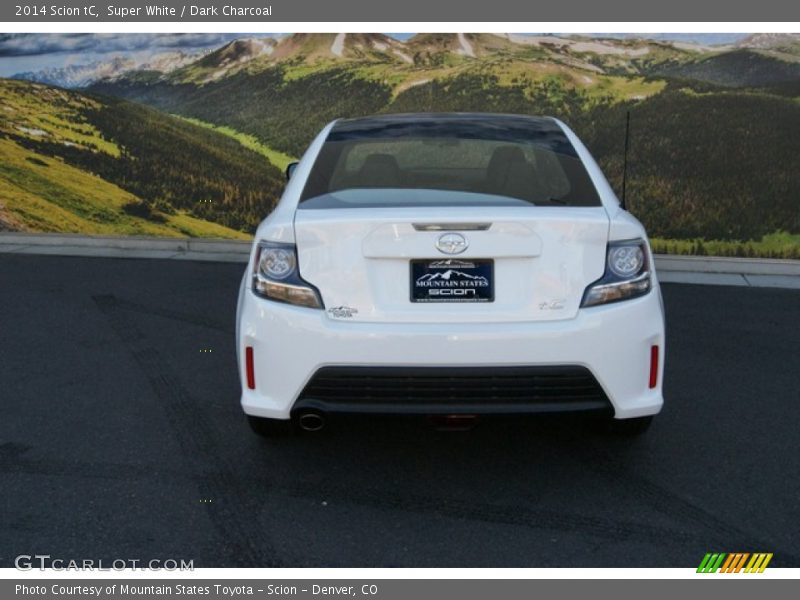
[[237, 113, 664, 430]]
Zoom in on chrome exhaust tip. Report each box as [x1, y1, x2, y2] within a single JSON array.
[[297, 411, 326, 432]]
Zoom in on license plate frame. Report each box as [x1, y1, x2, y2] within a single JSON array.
[[410, 259, 494, 303]]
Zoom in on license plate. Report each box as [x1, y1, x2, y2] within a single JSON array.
[[410, 259, 494, 303]]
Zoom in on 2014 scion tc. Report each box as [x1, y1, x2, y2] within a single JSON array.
[[236, 113, 665, 435]]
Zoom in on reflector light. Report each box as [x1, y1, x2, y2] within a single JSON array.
[[246, 346, 256, 390], [649, 345, 659, 389]]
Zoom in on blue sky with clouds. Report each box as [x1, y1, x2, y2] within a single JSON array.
[[0, 33, 750, 77], [0, 33, 251, 75]]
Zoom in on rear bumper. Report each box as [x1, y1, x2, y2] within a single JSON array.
[[238, 287, 665, 420]]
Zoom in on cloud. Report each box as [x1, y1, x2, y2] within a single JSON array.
[[0, 33, 253, 57], [0, 34, 92, 56]]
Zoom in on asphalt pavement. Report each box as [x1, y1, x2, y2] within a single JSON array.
[[0, 254, 798, 567]]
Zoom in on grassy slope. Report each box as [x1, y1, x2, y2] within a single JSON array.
[[0, 80, 119, 155], [0, 79, 283, 238], [0, 137, 247, 238]]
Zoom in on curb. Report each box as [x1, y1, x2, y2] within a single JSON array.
[[1, 232, 799, 289], [0, 232, 251, 263]]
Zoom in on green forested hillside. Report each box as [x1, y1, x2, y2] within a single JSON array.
[[580, 87, 800, 241], [651, 49, 800, 87], [94, 67, 394, 157], [0, 79, 284, 236], [90, 61, 800, 253]]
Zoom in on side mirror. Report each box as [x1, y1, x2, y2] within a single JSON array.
[[285, 161, 299, 181]]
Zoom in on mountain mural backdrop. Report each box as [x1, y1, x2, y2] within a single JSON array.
[[1, 33, 799, 257]]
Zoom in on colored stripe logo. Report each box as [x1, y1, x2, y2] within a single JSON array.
[[697, 553, 773, 573]]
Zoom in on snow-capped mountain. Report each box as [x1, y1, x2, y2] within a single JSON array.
[[12, 50, 205, 88], [140, 50, 209, 72], [736, 33, 800, 49], [192, 38, 277, 70], [13, 57, 136, 88]]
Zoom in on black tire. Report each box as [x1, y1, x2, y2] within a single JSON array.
[[247, 415, 294, 438], [594, 415, 654, 436]]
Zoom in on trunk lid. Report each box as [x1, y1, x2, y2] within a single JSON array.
[[294, 203, 609, 323]]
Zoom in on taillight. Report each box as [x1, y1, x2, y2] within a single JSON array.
[[252, 241, 323, 309], [649, 345, 659, 389], [581, 239, 652, 307]]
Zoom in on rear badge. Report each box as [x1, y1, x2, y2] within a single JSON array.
[[328, 306, 359, 319], [435, 232, 468, 255], [539, 299, 566, 311]]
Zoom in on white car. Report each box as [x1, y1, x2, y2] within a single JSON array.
[[236, 113, 664, 435]]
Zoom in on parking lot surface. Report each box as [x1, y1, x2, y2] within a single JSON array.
[[1, 254, 798, 567]]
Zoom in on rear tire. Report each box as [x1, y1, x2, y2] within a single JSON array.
[[596, 415, 654, 436], [247, 415, 294, 438]]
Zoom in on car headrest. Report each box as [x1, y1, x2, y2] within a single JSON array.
[[486, 145, 527, 185], [357, 153, 401, 187]]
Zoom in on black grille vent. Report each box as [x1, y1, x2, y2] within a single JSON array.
[[295, 366, 612, 415]]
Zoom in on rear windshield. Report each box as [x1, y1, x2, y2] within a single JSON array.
[[299, 115, 602, 208]]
